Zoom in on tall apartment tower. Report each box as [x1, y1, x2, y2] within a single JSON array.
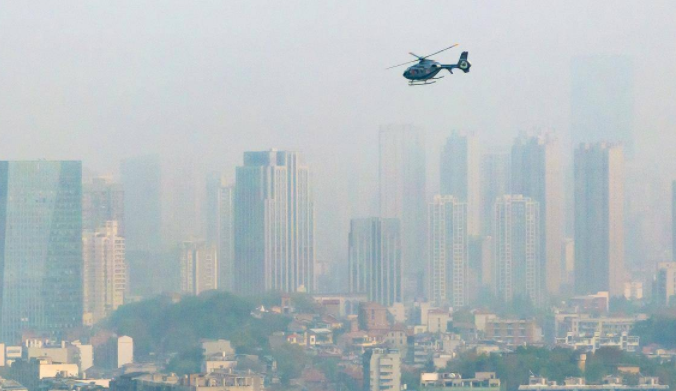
[[0, 161, 83, 343], [82, 176, 124, 234], [672, 181, 675, 261], [180, 240, 218, 295], [234, 150, 315, 295], [494, 195, 542, 306], [379, 125, 427, 285], [363, 348, 401, 391], [349, 218, 402, 306], [480, 152, 510, 237], [428, 196, 468, 308], [574, 143, 624, 296], [206, 175, 235, 292], [440, 132, 480, 235], [82, 221, 126, 325], [120, 156, 163, 296], [654, 262, 676, 307], [511, 134, 563, 294]]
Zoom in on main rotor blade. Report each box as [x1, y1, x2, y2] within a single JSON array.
[[421, 43, 459, 59], [409, 52, 422, 59], [386, 59, 419, 70]]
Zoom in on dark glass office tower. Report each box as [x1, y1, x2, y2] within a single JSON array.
[[0, 161, 83, 343]]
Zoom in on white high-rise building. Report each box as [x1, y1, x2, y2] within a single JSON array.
[[511, 134, 563, 295], [440, 132, 480, 235], [206, 175, 234, 292], [379, 125, 427, 292], [428, 196, 468, 307], [82, 221, 126, 325], [364, 348, 401, 391], [494, 195, 542, 306], [574, 143, 624, 296], [234, 150, 315, 295], [180, 240, 218, 295], [349, 218, 402, 306]]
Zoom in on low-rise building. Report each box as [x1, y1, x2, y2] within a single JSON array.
[[110, 369, 264, 391], [420, 372, 500, 391], [555, 332, 639, 353], [0, 377, 27, 391], [484, 319, 541, 347], [9, 358, 79, 391], [428, 310, 450, 334], [518, 376, 668, 391]]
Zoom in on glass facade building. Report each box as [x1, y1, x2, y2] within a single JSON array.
[[0, 161, 83, 343]]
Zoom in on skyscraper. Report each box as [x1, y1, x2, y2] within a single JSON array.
[[234, 150, 315, 295], [672, 181, 676, 261], [494, 195, 542, 306], [349, 218, 402, 306], [0, 161, 83, 343], [82, 221, 126, 325], [511, 134, 563, 294], [180, 240, 218, 295], [654, 262, 676, 307], [428, 196, 468, 307], [120, 156, 162, 255], [480, 152, 510, 237], [440, 132, 480, 235], [120, 156, 163, 296], [379, 125, 426, 288], [82, 176, 124, 234], [574, 143, 624, 296], [206, 175, 235, 292], [571, 55, 634, 158]]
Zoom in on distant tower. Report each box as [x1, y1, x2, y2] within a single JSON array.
[[440, 132, 480, 235], [82, 221, 126, 325], [0, 161, 83, 343], [120, 156, 163, 297], [494, 195, 542, 306], [349, 218, 402, 306], [672, 181, 676, 261], [234, 150, 315, 295], [571, 55, 634, 158], [511, 134, 563, 295], [180, 240, 218, 295], [481, 152, 510, 237], [574, 143, 624, 296], [428, 196, 468, 307], [82, 176, 124, 234], [206, 174, 235, 292], [379, 125, 427, 292]]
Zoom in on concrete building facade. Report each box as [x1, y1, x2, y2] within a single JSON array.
[[493, 195, 542, 306], [574, 143, 624, 296], [511, 134, 563, 295], [180, 240, 218, 295], [428, 196, 468, 307], [349, 218, 402, 306], [82, 221, 126, 325], [234, 150, 315, 295]]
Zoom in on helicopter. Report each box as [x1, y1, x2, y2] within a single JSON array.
[[387, 44, 471, 86]]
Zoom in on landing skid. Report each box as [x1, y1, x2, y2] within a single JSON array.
[[408, 76, 444, 86]]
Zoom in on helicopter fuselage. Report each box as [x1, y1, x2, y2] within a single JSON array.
[[403, 60, 444, 81]]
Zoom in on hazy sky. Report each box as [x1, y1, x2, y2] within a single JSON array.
[[2, 1, 675, 261]]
